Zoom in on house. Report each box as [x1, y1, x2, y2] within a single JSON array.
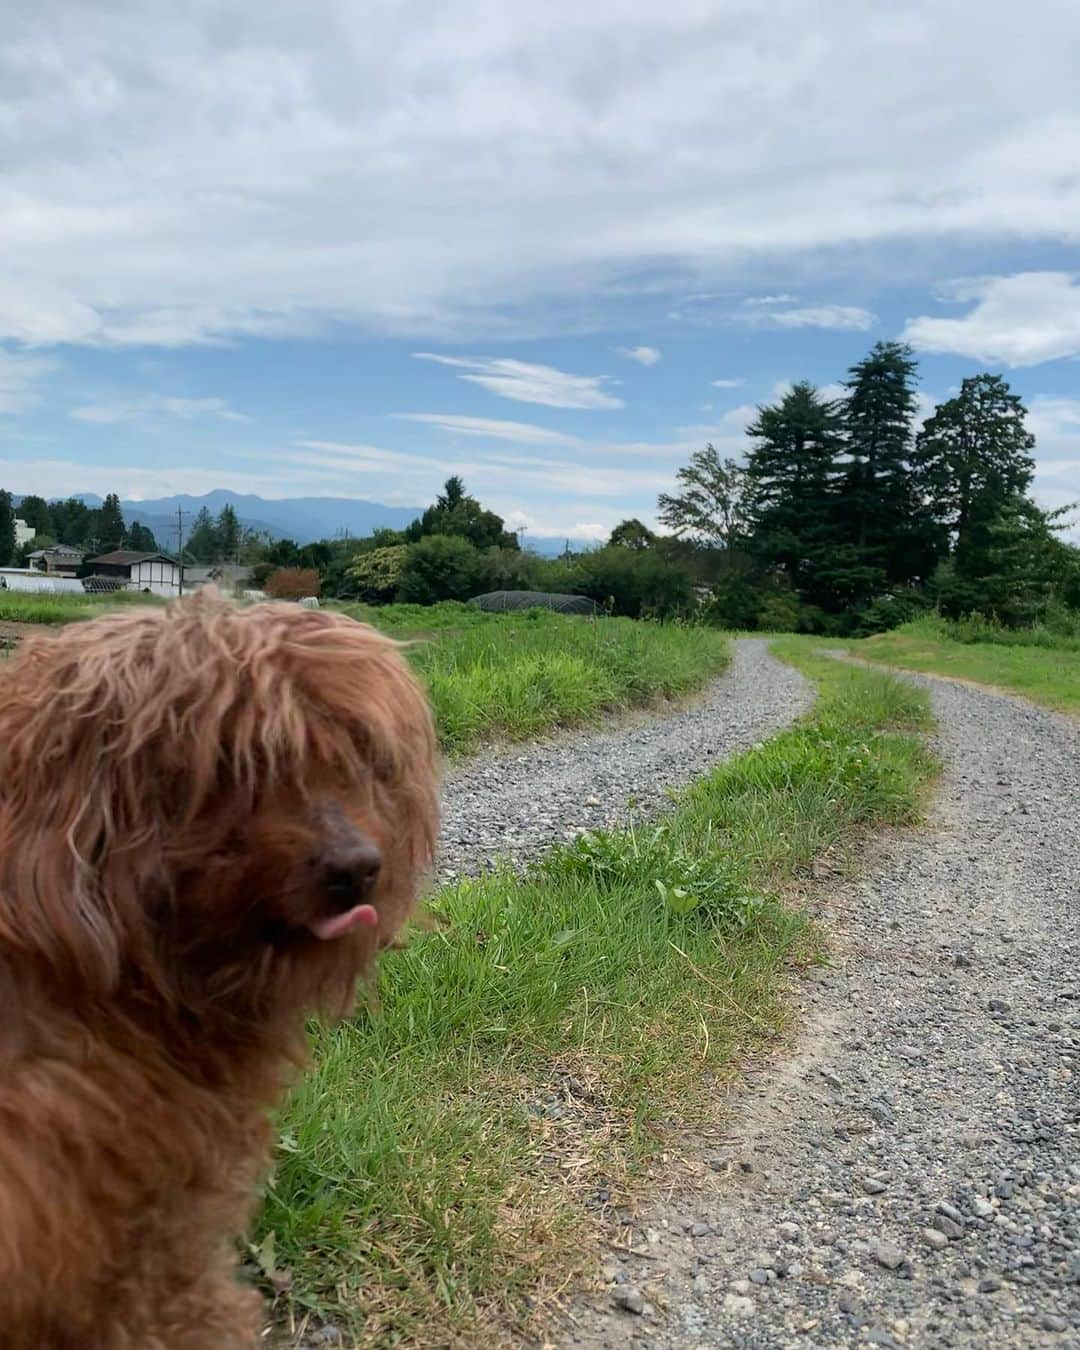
[[13, 518, 35, 549], [27, 544, 85, 576], [83, 551, 183, 598]]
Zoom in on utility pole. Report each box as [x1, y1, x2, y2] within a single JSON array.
[[174, 506, 190, 596]]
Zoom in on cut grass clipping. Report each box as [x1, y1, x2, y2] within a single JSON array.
[[849, 615, 1080, 718], [259, 640, 938, 1345], [340, 602, 731, 755]]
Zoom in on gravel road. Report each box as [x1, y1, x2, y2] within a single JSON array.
[[562, 670, 1080, 1348], [437, 637, 813, 879]]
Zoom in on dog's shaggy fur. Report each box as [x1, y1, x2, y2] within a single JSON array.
[[0, 595, 438, 1348]]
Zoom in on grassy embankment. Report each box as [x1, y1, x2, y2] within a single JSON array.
[[849, 614, 1080, 717], [260, 636, 938, 1346]]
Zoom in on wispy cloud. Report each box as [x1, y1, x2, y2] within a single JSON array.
[[743, 294, 799, 306], [741, 304, 877, 331], [902, 272, 1080, 366], [614, 345, 662, 366], [412, 353, 623, 409], [711, 377, 746, 389], [393, 413, 578, 446], [0, 348, 54, 415], [69, 394, 250, 424]]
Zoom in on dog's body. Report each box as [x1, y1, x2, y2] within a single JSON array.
[[0, 596, 438, 1348]]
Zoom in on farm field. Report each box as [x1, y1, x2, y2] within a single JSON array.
[[262, 639, 937, 1346], [848, 615, 1080, 717]]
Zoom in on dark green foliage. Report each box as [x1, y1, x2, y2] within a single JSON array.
[[396, 535, 486, 604], [608, 518, 657, 550], [15, 495, 52, 536], [126, 521, 158, 552], [97, 493, 126, 554], [0, 490, 14, 566], [743, 382, 847, 607], [185, 507, 219, 562], [50, 498, 95, 549], [406, 477, 519, 551], [570, 545, 693, 619], [218, 504, 240, 561]]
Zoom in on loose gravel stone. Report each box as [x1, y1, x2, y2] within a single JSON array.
[[438, 639, 813, 877], [560, 666, 1080, 1348], [612, 1286, 645, 1315]]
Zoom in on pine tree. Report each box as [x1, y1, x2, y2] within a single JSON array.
[[126, 521, 158, 552], [914, 374, 1036, 573], [839, 341, 931, 589], [743, 382, 849, 608], [185, 507, 221, 562], [217, 504, 240, 561], [97, 493, 126, 553], [0, 490, 15, 566]]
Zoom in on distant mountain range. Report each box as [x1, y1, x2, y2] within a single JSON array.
[[13, 489, 583, 556]]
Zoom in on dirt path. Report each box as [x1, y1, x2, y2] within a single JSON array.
[[438, 638, 813, 879], [561, 670, 1080, 1347]]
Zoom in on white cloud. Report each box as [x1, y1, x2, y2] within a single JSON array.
[[902, 272, 1080, 366], [744, 294, 799, 306], [393, 413, 578, 446], [412, 354, 622, 409], [614, 345, 662, 366], [711, 377, 745, 389], [743, 304, 877, 331], [0, 347, 54, 414], [3, 2, 1080, 347], [69, 394, 249, 424]]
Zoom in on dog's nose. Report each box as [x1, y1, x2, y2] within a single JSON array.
[[321, 838, 382, 907]]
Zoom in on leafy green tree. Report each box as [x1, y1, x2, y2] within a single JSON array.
[[406, 477, 519, 550], [572, 546, 693, 619], [344, 545, 409, 603], [396, 536, 485, 604], [126, 521, 159, 552], [657, 444, 745, 547], [16, 494, 53, 537], [608, 518, 656, 550], [839, 341, 931, 590], [0, 490, 15, 566], [914, 374, 1036, 570], [743, 382, 849, 607], [50, 498, 95, 548], [96, 493, 126, 553]]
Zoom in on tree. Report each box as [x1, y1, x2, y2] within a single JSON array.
[[126, 521, 158, 552], [658, 444, 745, 548], [572, 546, 693, 619], [16, 494, 53, 537], [50, 497, 95, 548], [406, 477, 519, 550], [914, 374, 1036, 570], [343, 545, 409, 603], [396, 536, 485, 604], [608, 518, 656, 550], [0, 490, 15, 566], [97, 493, 126, 553], [743, 383, 851, 608], [185, 507, 221, 563], [218, 505, 241, 561], [839, 341, 930, 590]]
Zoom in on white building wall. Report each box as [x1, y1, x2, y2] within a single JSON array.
[[129, 559, 182, 597], [13, 518, 35, 548]]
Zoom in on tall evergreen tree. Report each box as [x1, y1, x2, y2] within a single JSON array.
[[913, 374, 1036, 572], [217, 504, 241, 561], [15, 494, 53, 537], [185, 507, 221, 562], [97, 493, 126, 553], [126, 521, 158, 552], [839, 341, 929, 589], [743, 382, 850, 608], [0, 490, 15, 566]]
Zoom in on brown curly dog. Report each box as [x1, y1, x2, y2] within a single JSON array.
[[0, 594, 438, 1348]]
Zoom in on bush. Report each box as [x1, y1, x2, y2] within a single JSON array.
[[396, 536, 485, 605], [265, 567, 321, 600], [344, 545, 408, 604], [851, 587, 930, 637], [571, 546, 693, 619]]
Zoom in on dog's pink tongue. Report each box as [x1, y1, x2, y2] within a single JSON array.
[[308, 904, 379, 941]]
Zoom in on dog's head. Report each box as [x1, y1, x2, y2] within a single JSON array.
[[0, 593, 438, 1020]]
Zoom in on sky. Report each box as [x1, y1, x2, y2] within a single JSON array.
[[2, 0, 1079, 542]]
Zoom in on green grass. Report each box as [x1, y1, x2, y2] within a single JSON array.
[[337, 602, 731, 755], [848, 616, 1080, 717], [259, 639, 938, 1346], [0, 589, 163, 625]]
